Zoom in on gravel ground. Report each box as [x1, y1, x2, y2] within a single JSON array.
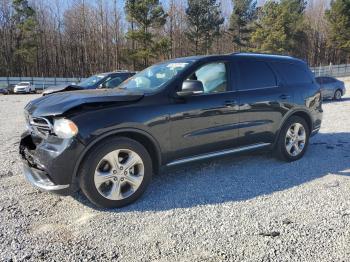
[[1, 86, 350, 261]]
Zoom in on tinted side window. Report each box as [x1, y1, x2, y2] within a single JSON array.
[[105, 77, 124, 88], [273, 62, 313, 85], [325, 77, 336, 83], [186, 62, 227, 94], [315, 77, 322, 84], [238, 61, 277, 90]]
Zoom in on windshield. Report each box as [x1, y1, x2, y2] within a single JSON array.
[[18, 82, 30, 86], [118, 61, 191, 91], [77, 75, 105, 88]]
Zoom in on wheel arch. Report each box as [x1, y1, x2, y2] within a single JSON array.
[[73, 128, 162, 180], [335, 88, 343, 96], [274, 110, 313, 146]]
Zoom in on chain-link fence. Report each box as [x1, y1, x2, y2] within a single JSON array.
[[311, 64, 350, 78], [0, 76, 84, 89]]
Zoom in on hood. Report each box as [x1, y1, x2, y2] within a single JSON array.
[[25, 89, 144, 117], [42, 84, 82, 95]]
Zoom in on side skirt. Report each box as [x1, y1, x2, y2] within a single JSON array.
[[166, 143, 271, 167]]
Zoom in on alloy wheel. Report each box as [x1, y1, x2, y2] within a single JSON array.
[[94, 149, 144, 200], [285, 123, 306, 157], [335, 90, 342, 100]]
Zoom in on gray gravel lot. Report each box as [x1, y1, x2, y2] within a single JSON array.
[[1, 86, 350, 261]]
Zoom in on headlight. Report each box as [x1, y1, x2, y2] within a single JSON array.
[[53, 118, 78, 138]]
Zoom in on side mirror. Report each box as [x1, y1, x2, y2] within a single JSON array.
[[177, 80, 204, 96]]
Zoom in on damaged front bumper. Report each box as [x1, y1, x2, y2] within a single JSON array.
[[19, 131, 85, 195], [22, 160, 70, 191]]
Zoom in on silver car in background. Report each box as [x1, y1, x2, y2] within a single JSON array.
[[315, 76, 346, 100], [13, 82, 36, 94]]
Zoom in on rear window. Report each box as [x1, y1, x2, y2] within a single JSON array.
[[237, 61, 277, 90], [272, 62, 313, 85], [18, 82, 30, 86]]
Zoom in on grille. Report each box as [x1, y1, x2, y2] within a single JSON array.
[[26, 114, 53, 137]]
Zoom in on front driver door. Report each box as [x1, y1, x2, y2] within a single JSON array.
[[169, 61, 240, 161]]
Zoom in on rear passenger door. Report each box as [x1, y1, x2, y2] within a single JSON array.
[[235, 59, 294, 146]]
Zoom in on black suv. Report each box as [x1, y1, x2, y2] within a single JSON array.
[[20, 53, 323, 208]]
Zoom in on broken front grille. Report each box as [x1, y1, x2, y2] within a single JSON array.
[[26, 114, 53, 137]]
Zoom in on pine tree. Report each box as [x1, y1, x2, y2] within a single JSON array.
[[251, 0, 307, 58], [125, 0, 168, 69], [326, 0, 350, 62], [12, 0, 38, 75], [229, 0, 257, 51], [186, 0, 225, 55]]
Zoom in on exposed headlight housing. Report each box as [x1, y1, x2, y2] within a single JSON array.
[[53, 118, 78, 139]]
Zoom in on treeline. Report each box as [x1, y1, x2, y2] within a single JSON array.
[[0, 0, 350, 77]]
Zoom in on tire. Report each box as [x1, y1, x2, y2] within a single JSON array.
[[275, 116, 310, 162], [78, 137, 153, 208], [334, 89, 342, 100]]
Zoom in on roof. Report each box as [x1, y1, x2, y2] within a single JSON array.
[[232, 52, 301, 62], [162, 52, 302, 64], [95, 70, 135, 76]]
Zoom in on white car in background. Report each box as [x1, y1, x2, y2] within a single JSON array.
[[13, 82, 35, 94]]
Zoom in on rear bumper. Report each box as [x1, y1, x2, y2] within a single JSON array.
[[341, 86, 346, 96]]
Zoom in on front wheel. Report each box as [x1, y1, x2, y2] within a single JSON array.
[[275, 116, 310, 162], [79, 137, 153, 208]]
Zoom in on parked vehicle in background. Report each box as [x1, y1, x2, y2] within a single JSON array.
[[42, 71, 135, 96], [14, 82, 35, 94], [20, 53, 323, 208], [315, 76, 346, 100], [0, 87, 9, 95]]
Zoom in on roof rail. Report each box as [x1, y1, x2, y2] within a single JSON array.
[[231, 52, 294, 59], [113, 69, 131, 73]]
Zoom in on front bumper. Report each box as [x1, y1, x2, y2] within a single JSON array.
[[20, 131, 85, 195], [311, 126, 321, 136], [14, 89, 28, 93], [23, 161, 70, 192]]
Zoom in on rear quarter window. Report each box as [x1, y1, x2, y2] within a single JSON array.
[[325, 77, 336, 83], [272, 62, 313, 85]]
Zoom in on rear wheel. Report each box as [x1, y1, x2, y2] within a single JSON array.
[[79, 137, 153, 208], [275, 116, 310, 162], [334, 89, 342, 100]]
